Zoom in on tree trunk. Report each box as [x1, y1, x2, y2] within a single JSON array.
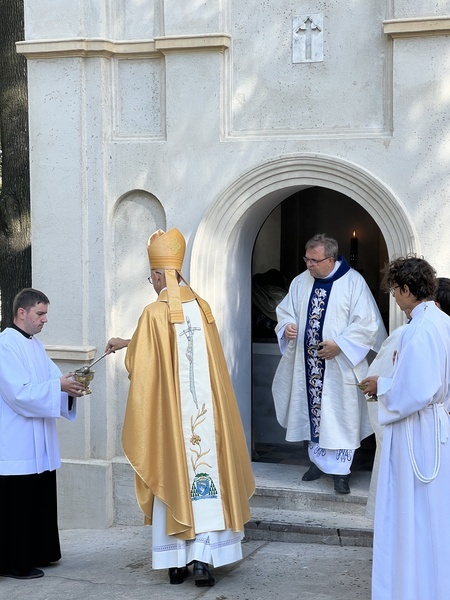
[[0, 0, 31, 329]]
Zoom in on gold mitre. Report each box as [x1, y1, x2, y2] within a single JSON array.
[[147, 228, 185, 323], [147, 227, 214, 325], [147, 228, 186, 272]]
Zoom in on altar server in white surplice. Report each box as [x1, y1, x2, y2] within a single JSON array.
[[365, 278, 450, 519], [0, 288, 84, 580], [362, 257, 450, 600], [272, 234, 386, 494]]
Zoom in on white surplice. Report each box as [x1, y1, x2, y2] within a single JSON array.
[[272, 259, 386, 454], [0, 327, 76, 475], [372, 301, 450, 600]]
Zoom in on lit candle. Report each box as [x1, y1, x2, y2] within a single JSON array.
[[350, 231, 358, 266]]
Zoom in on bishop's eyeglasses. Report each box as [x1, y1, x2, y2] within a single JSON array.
[[148, 271, 163, 285]]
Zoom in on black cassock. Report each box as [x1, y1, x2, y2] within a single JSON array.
[[0, 470, 61, 574]]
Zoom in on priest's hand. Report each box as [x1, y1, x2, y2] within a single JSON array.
[[284, 323, 298, 340], [60, 373, 86, 397], [317, 340, 341, 360], [104, 337, 130, 353]]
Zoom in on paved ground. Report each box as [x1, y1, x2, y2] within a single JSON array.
[[1, 526, 372, 599]]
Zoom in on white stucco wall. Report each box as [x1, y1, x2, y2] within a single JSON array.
[[18, 0, 450, 527]]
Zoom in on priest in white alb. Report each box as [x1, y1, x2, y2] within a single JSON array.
[[272, 233, 386, 494]]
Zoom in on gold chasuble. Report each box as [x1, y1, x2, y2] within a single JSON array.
[[122, 286, 255, 540]]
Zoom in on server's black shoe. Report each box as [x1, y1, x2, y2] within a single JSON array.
[[0, 568, 44, 579]]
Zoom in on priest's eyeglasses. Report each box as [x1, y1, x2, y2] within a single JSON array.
[[303, 256, 332, 266]]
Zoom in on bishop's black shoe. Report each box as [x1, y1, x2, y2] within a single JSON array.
[[193, 561, 215, 587], [302, 463, 322, 481], [333, 475, 351, 494], [168, 566, 189, 584]]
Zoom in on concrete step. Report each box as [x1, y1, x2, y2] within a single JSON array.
[[244, 462, 374, 547]]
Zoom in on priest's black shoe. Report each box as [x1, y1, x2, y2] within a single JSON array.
[[168, 566, 189, 584], [333, 475, 351, 494], [193, 561, 215, 587], [302, 463, 322, 481]]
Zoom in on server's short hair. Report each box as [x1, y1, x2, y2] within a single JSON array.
[[13, 288, 50, 317], [381, 256, 437, 300]]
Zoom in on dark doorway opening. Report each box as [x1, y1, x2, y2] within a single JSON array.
[[251, 186, 388, 471]]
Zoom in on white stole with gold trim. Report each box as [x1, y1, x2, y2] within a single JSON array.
[[175, 300, 225, 534]]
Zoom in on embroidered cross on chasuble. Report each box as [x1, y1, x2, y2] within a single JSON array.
[[175, 300, 226, 534]]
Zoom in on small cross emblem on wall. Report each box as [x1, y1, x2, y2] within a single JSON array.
[[293, 14, 324, 63]]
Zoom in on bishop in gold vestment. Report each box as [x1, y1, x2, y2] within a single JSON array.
[[121, 228, 254, 587]]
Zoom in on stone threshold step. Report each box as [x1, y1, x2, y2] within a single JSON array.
[[251, 462, 371, 512], [251, 486, 368, 516], [251, 462, 371, 496], [245, 506, 374, 547]]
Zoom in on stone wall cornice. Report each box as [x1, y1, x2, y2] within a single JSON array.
[[16, 34, 231, 59], [384, 16, 450, 38], [44, 345, 97, 362]]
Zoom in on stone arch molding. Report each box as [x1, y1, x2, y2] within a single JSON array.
[[192, 153, 418, 335]]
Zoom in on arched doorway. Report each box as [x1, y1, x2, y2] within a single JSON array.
[[251, 186, 389, 465], [191, 154, 418, 450]]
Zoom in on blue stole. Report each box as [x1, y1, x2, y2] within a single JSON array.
[[303, 256, 351, 442]]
